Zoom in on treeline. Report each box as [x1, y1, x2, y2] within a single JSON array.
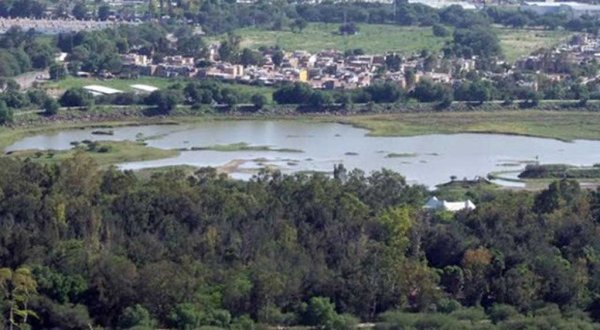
[[51, 75, 598, 117], [0, 79, 57, 123], [269, 74, 596, 109], [166, 1, 600, 35], [2, 156, 600, 329], [54, 23, 206, 76], [519, 164, 600, 179], [0, 23, 183, 79], [0, 0, 112, 20], [0, 26, 56, 77], [58, 80, 268, 114]]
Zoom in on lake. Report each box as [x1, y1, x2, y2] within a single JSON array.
[[6, 120, 600, 187]]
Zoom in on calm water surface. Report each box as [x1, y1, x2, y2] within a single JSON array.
[[6, 121, 600, 187]]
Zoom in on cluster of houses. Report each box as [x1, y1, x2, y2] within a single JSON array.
[[117, 46, 479, 91], [515, 33, 600, 86]]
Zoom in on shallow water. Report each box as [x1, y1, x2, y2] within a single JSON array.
[[6, 120, 600, 187]]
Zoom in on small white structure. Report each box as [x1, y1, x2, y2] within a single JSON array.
[[131, 84, 159, 93], [424, 197, 476, 212], [55, 52, 68, 63], [409, 0, 477, 10], [83, 85, 123, 96]]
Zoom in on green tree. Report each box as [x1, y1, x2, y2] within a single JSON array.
[[291, 19, 308, 33], [59, 88, 93, 107], [49, 63, 67, 81], [271, 50, 284, 67], [168, 304, 203, 330], [308, 91, 333, 109], [145, 90, 181, 114], [339, 22, 359, 35], [43, 98, 60, 116], [303, 297, 338, 329], [251, 93, 267, 109], [0, 267, 38, 330], [432, 24, 450, 37], [119, 304, 156, 329], [0, 100, 13, 124], [218, 34, 241, 63], [240, 48, 263, 66], [97, 4, 111, 21], [177, 35, 206, 58], [72, 2, 88, 20]]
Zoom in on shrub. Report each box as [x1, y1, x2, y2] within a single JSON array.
[[488, 304, 519, 324]]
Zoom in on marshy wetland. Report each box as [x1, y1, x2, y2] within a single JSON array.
[[5, 120, 600, 188]]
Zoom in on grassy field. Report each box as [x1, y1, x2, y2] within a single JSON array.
[[494, 27, 573, 63], [212, 23, 572, 61], [210, 23, 451, 54], [338, 111, 600, 141], [7, 140, 179, 167]]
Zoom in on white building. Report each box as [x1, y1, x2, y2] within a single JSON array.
[[83, 85, 123, 96], [131, 84, 159, 93], [424, 196, 476, 212]]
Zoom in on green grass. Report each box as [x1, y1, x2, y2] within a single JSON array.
[[338, 110, 600, 141], [210, 23, 450, 54], [494, 27, 573, 63], [435, 179, 501, 201], [7, 140, 179, 167], [213, 23, 571, 61], [222, 83, 275, 103]]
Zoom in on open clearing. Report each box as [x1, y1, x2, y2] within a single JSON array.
[[494, 27, 573, 63], [210, 23, 451, 54], [213, 23, 573, 62]]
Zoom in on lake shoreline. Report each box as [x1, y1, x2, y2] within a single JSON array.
[[7, 108, 600, 151], [6, 118, 600, 191]]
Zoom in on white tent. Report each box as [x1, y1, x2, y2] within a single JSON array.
[[423, 196, 476, 212], [83, 85, 123, 96]]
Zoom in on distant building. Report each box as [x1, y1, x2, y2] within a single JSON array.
[[121, 53, 150, 66], [163, 55, 194, 67], [298, 69, 308, 82], [423, 196, 476, 212]]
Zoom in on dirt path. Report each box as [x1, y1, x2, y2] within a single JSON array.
[[13, 70, 48, 90]]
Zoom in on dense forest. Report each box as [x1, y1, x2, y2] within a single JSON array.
[[0, 154, 600, 329]]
